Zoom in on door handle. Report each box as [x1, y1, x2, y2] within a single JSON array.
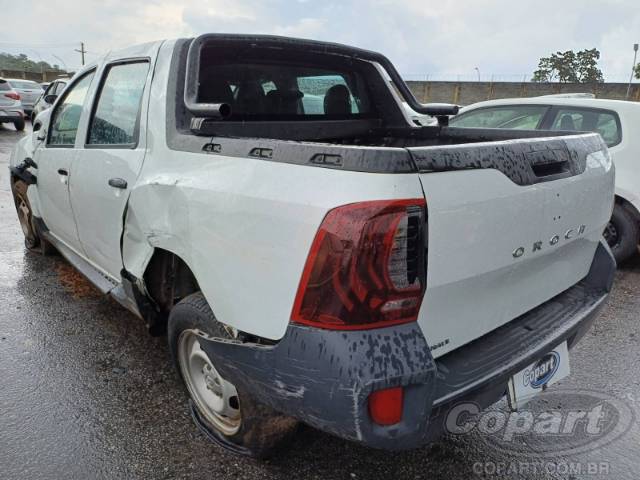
[[57, 168, 68, 176], [108, 178, 128, 189]]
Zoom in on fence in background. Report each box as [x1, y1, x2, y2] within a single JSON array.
[[4, 67, 638, 105], [0, 68, 70, 82]]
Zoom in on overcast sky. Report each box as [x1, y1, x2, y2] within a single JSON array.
[[1, 0, 639, 81]]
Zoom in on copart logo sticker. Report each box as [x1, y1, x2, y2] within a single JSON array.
[[524, 351, 560, 388], [444, 389, 635, 457]]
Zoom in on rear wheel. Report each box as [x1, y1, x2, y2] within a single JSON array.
[[604, 204, 639, 265], [168, 292, 298, 458], [11, 179, 55, 255], [13, 118, 25, 131]]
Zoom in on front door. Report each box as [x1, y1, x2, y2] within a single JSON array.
[[69, 60, 151, 279], [35, 70, 96, 252]]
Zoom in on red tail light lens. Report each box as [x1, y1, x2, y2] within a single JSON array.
[[4, 92, 20, 101], [291, 199, 427, 330]]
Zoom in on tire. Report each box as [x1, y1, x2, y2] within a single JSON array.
[[604, 204, 639, 265], [11, 179, 55, 255], [13, 118, 25, 131], [168, 292, 298, 458]]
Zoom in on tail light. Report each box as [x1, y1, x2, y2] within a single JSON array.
[[4, 92, 20, 101], [291, 199, 427, 330]]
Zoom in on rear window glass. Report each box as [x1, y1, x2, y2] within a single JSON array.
[[54, 81, 68, 95], [451, 106, 548, 130], [88, 61, 149, 145], [8, 80, 41, 90], [196, 53, 373, 120]]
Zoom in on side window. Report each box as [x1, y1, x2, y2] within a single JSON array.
[[48, 71, 95, 146], [550, 109, 586, 131], [54, 82, 67, 95], [87, 61, 149, 146], [550, 108, 621, 147], [43, 83, 56, 96], [595, 114, 621, 147], [450, 106, 549, 130]]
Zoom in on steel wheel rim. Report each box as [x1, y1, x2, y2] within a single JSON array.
[[178, 329, 241, 435], [604, 221, 619, 248], [16, 193, 33, 239]]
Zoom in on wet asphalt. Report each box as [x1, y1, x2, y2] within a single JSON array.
[[0, 123, 639, 480]]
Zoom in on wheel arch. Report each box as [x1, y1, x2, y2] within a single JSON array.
[[9, 171, 43, 219], [129, 247, 201, 335], [615, 194, 640, 225]]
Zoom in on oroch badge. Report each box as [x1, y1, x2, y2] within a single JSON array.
[[513, 225, 587, 258]]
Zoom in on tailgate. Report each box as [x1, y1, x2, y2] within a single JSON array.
[[409, 133, 614, 358]]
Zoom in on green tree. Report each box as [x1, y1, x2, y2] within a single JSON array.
[[576, 48, 604, 83], [0, 52, 60, 72], [532, 49, 604, 83], [634, 63, 640, 80]]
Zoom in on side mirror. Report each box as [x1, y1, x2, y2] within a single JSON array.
[[44, 94, 57, 104]]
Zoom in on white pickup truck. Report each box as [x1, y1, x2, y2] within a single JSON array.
[[10, 34, 616, 457]]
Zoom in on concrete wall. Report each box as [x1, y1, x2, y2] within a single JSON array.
[[0, 68, 71, 83], [406, 81, 640, 106]]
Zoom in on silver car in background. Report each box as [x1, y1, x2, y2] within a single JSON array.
[[4, 79, 43, 116], [31, 78, 69, 122], [0, 78, 26, 131]]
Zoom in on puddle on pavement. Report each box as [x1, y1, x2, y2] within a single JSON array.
[[55, 262, 101, 298]]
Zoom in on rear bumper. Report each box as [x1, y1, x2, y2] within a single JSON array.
[[199, 241, 615, 450], [0, 110, 24, 122]]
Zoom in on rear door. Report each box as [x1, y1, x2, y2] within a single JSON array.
[[409, 135, 614, 358], [35, 70, 96, 252], [69, 59, 152, 279]]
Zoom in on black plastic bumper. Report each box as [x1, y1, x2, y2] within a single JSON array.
[[0, 114, 22, 122], [199, 241, 615, 450]]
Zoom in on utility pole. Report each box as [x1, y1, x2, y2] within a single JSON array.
[[75, 42, 86, 66], [626, 43, 639, 100]]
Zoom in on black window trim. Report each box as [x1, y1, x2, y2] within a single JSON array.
[[84, 57, 151, 150], [544, 105, 623, 148], [42, 82, 56, 96], [451, 104, 553, 130], [46, 68, 97, 149]]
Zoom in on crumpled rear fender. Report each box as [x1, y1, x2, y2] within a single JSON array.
[[122, 181, 193, 278]]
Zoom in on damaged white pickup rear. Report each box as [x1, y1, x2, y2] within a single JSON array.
[[9, 34, 615, 457]]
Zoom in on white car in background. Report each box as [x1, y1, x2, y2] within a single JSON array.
[[450, 96, 640, 264], [0, 78, 26, 131], [31, 78, 70, 122], [4, 79, 43, 117]]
